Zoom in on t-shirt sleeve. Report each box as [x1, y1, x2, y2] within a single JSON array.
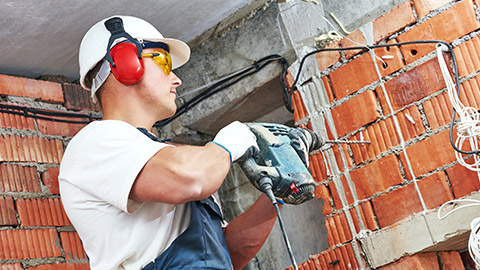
[[60, 121, 170, 213]]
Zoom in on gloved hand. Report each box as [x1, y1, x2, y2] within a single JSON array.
[[288, 127, 323, 167], [211, 121, 259, 164]]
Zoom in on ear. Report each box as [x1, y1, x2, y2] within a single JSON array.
[[109, 42, 145, 85]]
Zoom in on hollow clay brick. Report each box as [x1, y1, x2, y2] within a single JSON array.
[[373, 2, 416, 42], [0, 197, 17, 226], [422, 92, 454, 131], [0, 110, 35, 130], [330, 53, 379, 100], [63, 83, 101, 112], [314, 183, 333, 216], [459, 74, 480, 109], [340, 29, 367, 59], [417, 172, 454, 209], [372, 183, 424, 228], [379, 252, 439, 269], [0, 164, 40, 193], [350, 154, 403, 200], [0, 75, 63, 103], [330, 176, 354, 210], [41, 167, 60, 194], [382, 57, 446, 112], [60, 232, 88, 260], [16, 198, 71, 227], [413, 0, 454, 18], [396, 106, 426, 141], [332, 143, 353, 171], [445, 157, 480, 198], [37, 118, 86, 137], [0, 229, 61, 259], [454, 35, 480, 77], [439, 251, 465, 270], [321, 76, 335, 103], [400, 129, 456, 179], [0, 264, 23, 270], [28, 263, 90, 270], [350, 201, 379, 233], [316, 49, 341, 72], [331, 90, 380, 137], [374, 40, 405, 78], [0, 135, 63, 163]]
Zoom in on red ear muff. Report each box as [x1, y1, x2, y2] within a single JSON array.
[[109, 42, 145, 85]]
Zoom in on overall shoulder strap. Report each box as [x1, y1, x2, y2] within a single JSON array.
[[136, 127, 172, 143]]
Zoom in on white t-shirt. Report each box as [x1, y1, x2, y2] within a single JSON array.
[[59, 120, 191, 270]]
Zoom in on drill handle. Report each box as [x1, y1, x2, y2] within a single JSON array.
[[238, 157, 279, 191], [257, 177, 277, 204]]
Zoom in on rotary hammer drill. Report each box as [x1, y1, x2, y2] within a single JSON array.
[[238, 123, 322, 205]]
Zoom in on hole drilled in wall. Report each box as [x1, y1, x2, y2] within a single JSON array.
[[411, 49, 418, 56]]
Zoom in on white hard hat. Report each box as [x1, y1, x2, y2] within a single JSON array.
[[78, 15, 191, 96]]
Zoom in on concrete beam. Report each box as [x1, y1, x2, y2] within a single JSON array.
[[188, 0, 271, 48], [360, 191, 480, 268]]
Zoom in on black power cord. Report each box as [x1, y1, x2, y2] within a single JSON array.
[[0, 103, 101, 124]]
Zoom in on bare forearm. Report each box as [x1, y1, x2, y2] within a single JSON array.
[[131, 143, 231, 203], [224, 194, 279, 269]]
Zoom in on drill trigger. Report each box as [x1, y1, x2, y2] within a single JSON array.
[[290, 183, 299, 193]]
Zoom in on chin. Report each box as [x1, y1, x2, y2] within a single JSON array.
[[167, 110, 176, 118], [161, 106, 177, 119]]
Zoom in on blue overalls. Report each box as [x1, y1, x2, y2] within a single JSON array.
[[137, 128, 233, 270]]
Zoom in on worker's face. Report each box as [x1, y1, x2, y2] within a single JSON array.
[[139, 47, 182, 119]]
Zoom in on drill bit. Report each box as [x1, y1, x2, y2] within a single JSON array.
[[325, 139, 371, 144]]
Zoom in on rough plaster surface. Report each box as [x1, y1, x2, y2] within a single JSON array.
[[321, 0, 410, 35]]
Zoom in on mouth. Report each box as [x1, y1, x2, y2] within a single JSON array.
[[170, 90, 177, 95]]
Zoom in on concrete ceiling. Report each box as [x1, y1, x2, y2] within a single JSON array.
[[0, 0, 261, 82]]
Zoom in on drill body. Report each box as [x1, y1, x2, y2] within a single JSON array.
[[240, 123, 320, 204]]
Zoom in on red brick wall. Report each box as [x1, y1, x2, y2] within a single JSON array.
[[0, 74, 99, 269], [290, 0, 479, 269]]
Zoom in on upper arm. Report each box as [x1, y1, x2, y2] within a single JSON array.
[[129, 143, 231, 204]]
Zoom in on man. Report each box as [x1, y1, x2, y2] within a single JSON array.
[[59, 15, 280, 270]]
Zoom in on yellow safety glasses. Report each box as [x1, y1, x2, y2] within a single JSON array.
[[141, 49, 172, 75]]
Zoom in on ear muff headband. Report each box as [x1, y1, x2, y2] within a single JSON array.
[[104, 17, 145, 85]]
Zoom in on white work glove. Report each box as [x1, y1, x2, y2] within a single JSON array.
[[211, 121, 259, 164]]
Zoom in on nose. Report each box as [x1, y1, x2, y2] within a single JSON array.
[[171, 72, 182, 88]]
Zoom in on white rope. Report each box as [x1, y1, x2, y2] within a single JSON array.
[[470, 217, 480, 270], [436, 44, 480, 171], [437, 199, 480, 220]]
